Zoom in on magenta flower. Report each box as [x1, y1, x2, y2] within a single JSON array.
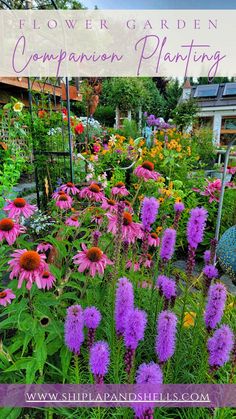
[[101, 198, 118, 212], [8, 249, 47, 290], [0, 289, 16, 307], [40, 270, 56, 290], [37, 243, 53, 253], [174, 202, 185, 212], [73, 244, 112, 277], [173, 202, 185, 229], [60, 182, 79, 195], [202, 179, 222, 203], [55, 193, 73, 210], [92, 230, 101, 246], [134, 161, 161, 181], [65, 215, 80, 227], [141, 197, 159, 231], [107, 211, 142, 244], [64, 305, 84, 355], [0, 218, 25, 245], [156, 310, 177, 363], [207, 325, 234, 368], [148, 232, 160, 247], [124, 308, 147, 374], [203, 264, 219, 294], [126, 260, 140, 271], [84, 306, 101, 348], [204, 283, 227, 330], [187, 207, 208, 249], [204, 250, 211, 265], [89, 341, 110, 384], [79, 183, 104, 202], [156, 275, 176, 300], [112, 182, 129, 196], [4, 198, 37, 220], [160, 228, 176, 262], [115, 277, 134, 336]]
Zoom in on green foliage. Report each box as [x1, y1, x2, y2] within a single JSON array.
[[191, 128, 216, 167], [173, 99, 199, 132], [94, 105, 116, 127]]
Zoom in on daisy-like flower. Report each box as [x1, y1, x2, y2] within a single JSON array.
[[134, 161, 161, 181], [60, 182, 80, 195], [107, 211, 142, 244], [52, 190, 66, 200], [4, 198, 37, 220], [79, 183, 104, 202], [0, 289, 16, 307], [13, 101, 24, 112], [91, 214, 103, 226], [0, 218, 25, 245], [55, 193, 73, 210], [37, 243, 53, 253], [65, 215, 80, 227], [40, 271, 56, 290], [8, 249, 48, 289], [126, 260, 140, 271], [112, 182, 129, 197], [101, 199, 117, 212], [73, 244, 113, 277], [148, 232, 160, 247]]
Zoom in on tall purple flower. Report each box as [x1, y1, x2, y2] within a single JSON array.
[[203, 264, 219, 295], [124, 308, 147, 375], [156, 275, 176, 309], [160, 228, 176, 263], [204, 250, 211, 266], [92, 230, 101, 247], [115, 277, 134, 336], [173, 202, 185, 230], [141, 197, 159, 231], [156, 310, 177, 363], [84, 306, 102, 348], [186, 207, 208, 276], [133, 362, 163, 418], [64, 305, 84, 355], [207, 325, 234, 368], [89, 341, 110, 384], [204, 283, 227, 330]]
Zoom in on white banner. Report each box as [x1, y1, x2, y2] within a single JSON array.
[[0, 10, 235, 77]]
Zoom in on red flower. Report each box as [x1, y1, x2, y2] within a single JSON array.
[[38, 110, 47, 118], [75, 123, 84, 134], [62, 107, 68, 116]]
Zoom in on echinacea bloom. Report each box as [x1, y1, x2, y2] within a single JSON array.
[[55, 193, 73, 210], [112, 182, 129, 197], [40, 271, 56, 290], [52, 190, 67, 200], [148, 232, 160, 247], [156, 310, 177, 363], [126, 260, 140, 272], [84, 306, 102, 348], [8, 249, 47, 289], [91, 214, 103, 226], [134, 161, 161, 181], [0, 218, 25, 245], [156, 275, 176, 300], [79, 183, 104, 202], [13, 101, 24, 112], [4, 198, 37, 220], [0, 289, 16, 307], [89, 341, 110, 384], [101, 199, 117, 212], [65, 215, 80, 227], [73, 244, 112, 277], [107, 211, 142, 244], [204, 283, 227, 330], [133, 362, 163, 419], [202, 179, 222, 203], [207, 324, 234, 368], [187, 207, 208, 250], [64, 305, 84, 355], [141, 197, 159, 231], [115, 277, 134, 336], [60, 182, 79, 195], [37, 243, 53, 253], [160, 228, 176, 262]]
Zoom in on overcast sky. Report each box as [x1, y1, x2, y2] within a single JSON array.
[[83, 0, 236, 9]]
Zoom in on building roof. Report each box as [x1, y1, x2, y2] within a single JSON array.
[[190, 83, 236, 108]]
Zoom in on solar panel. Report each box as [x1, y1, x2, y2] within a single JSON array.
[[223, 83, 236, 96], [194, 84, 219, 98]]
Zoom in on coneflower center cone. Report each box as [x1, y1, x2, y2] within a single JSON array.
[[123, 212, 133, 226], [19, 251, 41, 271], [0, 291, 7, 298], [42, 271, 50, 278], [59, 195, 69, 202], [13, 198, 26, 208], [151, 233, 158, 239], [142, 161, 154, 171], [66, 182, 74, 187], [89, 183, 101, 193], [115, 182, 125, 188], [107, 199, 116, 206], [0, 218, 14, 231], [87, 247, 103, 262]]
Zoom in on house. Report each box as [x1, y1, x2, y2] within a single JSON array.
[[182, 80, 236, 146]]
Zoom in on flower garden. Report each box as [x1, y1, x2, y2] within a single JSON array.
[[0, 94, 236, 419]]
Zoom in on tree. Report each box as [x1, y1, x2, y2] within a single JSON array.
[[163, 79, 183, 120], [172, 99, 199, 132]]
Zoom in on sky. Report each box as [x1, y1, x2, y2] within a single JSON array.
[[83, 0, 236, 9]]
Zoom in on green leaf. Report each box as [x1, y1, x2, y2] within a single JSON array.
[[4, 358, 33, 372], [60, 346, 72, 379], [0, 408, 22, 419], [26, 358, 38, 384], [35, 332, 47, 375]]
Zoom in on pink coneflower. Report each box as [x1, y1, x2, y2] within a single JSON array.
[[55, 193, 72, 210], [65, 215, 80, 227], [101, 198, 117, 212], [4, 198, 37, 220], [134, 161, 161, 181], [73, 244, 113, 277], [148, 232, 160, 247], [140, 253, 153, 268], [37, 243, 53, 253], [107, 211, 142, 244], [91, 214, 103, 226], [40, 271, 56, 290], [60, 182, 79, 195], [126, 260, 140, 271], [0, 289, 16, 307], [52, 190, 67, 200], [112, 182, 129, 196], [8, 249, 47, 289], [79, 183, 104, 202], [0, 218, 25, 245]]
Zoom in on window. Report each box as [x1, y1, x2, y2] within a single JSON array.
[[223, 83, 236, 96], [194, 85, 219, 98]]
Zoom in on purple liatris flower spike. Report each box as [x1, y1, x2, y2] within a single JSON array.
[[133, 362, 163, 419], [156, 310, 177, 363], [173, 202, 185, 229], [203, 264, 219, 295], [89, 341, 110, 384], [204, 250, 211, 265], [187, 207, 208, 249], [156, 275, 176, 309], [141, 197, 159, 231], [115, 277, 134, 336], [204, 283, 227, 330], [160, 228, 176, 263], [64, 305, 84, 355], [124, 308, 147, 375], [84, 306, 102, 348], [207, 325, 234, 368]]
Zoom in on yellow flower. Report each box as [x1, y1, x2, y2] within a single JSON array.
[[175, 197, 182, 203], [158, 198, 164, 204], [158, 177, 165, 183], [156, 226, 163, 234], [159, 153, 164, 160], [183, 312, 196, 328], [176, 145, 182, 152], [13, 102, 24, 112]]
